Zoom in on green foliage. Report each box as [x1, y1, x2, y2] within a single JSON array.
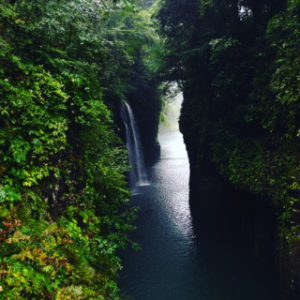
[[158, 0, 300, 294], [0, 0, 160, 298]]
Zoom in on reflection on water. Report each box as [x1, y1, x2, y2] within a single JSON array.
[[120, 95, 279, 300], [158, 130, 193, 240], [120, 127, 199, 299]]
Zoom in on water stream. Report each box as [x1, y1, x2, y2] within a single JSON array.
[[120, 95, 279, 300], [120, 101, 149, 188]]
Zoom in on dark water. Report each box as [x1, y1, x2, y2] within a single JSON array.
[[120, 128, 279, 300]]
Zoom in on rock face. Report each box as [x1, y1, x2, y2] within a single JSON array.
[[124, 61, 161, 166], [113, 56, 162, 167], [129, 92, 161, 166], [179, 83, 300, 299], [162, 1, 300, 296]]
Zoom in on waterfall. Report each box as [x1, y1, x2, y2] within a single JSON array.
[[120, 101, 149, 188]]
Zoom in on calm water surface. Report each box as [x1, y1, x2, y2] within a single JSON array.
[[120, 125, 279, 300]]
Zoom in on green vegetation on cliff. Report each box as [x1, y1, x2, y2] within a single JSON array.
[[157, 0, 300, 296], [0, 0, 161, 298]]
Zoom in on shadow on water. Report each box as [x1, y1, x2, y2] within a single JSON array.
[[189, 170, 280, 300]]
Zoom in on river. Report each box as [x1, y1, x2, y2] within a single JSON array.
[[120, 96, 279, 300]]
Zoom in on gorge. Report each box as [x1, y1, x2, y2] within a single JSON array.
[[120, 92, 279, 300], [0, 0, 299, 299]]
